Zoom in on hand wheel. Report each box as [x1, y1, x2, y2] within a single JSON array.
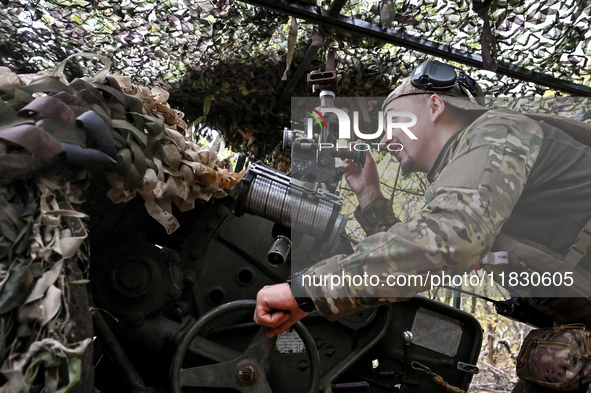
[[170, 299, 320, 393]]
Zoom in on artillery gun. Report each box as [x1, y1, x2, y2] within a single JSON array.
[[0, 56, 482, 393], [86, 71, 482, 393]]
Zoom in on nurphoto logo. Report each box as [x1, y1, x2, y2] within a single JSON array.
[[304, 107, 419, 141]]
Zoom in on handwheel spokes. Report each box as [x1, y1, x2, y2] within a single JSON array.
[[180, 357, 274, 392], [242, 373, 273, 393], [180, 361, 237, 389], [241, 326, 276, 364], [180, 328, 275, 391], [187, 335, 242, 363], [171, 300, 320, 393]]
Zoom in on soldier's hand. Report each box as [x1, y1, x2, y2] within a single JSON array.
[[343, 150, 383, 209], [254, 283, 309, 338]]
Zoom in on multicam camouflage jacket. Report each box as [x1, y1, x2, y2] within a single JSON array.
[[300, 109, 591, 321]]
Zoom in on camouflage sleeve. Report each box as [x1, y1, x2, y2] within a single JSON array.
[[354, 196, 401, 236], [301, 111, 544, 320]]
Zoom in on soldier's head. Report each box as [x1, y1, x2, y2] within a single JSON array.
[[381, 60, 486, 174]]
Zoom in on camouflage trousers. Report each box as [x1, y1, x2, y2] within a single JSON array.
[[512, 379, 590, 393]]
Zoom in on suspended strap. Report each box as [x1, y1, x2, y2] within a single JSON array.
[[51, 91, 93, 110], [19, 78, 78, 96], [51, 52, 112, 85], [35, 119, 86, 146], [111, 119, 148, 149], [61, 143, 117, 172], [0, 100, 34, 129]]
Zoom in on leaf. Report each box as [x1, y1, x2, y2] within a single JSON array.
[[24, 352, 61, 385], [55, 357, 82, 393], [192, 116, 205, 127], [25, 260, 63, 304], [281, 17, 298, 81], [0, 263, 35, 315], [203, 95, 213, 116]]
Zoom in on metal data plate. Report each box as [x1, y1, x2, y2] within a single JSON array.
[[276, 329, 306, 354], [410, 307, 463, 357]]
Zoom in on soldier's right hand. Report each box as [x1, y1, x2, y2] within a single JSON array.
[[254, 283, 309, 338], [343, 150, 383, 209]]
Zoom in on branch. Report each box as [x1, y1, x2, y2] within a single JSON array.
[[469, 382, 513, 392], [479, 360, 518, 384], [497, 339, 516, 362]]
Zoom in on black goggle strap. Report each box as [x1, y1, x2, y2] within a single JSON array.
[[412, 62, 485, 107], [456, 71, 486, 106]]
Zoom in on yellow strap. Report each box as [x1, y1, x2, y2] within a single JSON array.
[[516, 338, 536, 368], [412, 361, 465, 393], [553, 323, 586, 332], [552, 323, 591, 359]]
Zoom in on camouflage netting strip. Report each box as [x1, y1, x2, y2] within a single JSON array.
[[2, 0, 589, 160], [0, 175, 92, 393], [0, 52, 244, 392], [102, 73, 246, 232], [0, 52, 245, 233]]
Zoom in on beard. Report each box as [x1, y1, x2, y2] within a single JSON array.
[[395, 151, 416, 175], [400, 160, 415, 175]]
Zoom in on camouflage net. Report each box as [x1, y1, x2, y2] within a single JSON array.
[[0, 0, 589, 390], [1, 0, 589, 159], [0, 53, 244, 392]]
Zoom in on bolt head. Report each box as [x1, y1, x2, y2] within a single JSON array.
[[183, 273, 196, 287], [127, 312, 145, 326], [167, 288, 181, 301], [165, 252, 179, 264], [297, 360, 309, 371], [172, 307, 183, 317], [402, 331, 414, 343], [238, 364, 256, 383], [324, 346, 335, 357]]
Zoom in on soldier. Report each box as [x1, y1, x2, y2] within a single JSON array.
[[254, 60, 591, 393]]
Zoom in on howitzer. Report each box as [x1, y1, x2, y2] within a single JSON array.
[[82, 70, 483, 392], [86, 138, 483, 393], [1, 59, 482, 393], [87, 92, 591, 393], [11, 50, 591, 393]]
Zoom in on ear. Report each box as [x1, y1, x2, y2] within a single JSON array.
[[428, 94, 446, 122]]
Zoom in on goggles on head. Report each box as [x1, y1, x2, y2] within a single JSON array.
[[410, 60, 485, 106]]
